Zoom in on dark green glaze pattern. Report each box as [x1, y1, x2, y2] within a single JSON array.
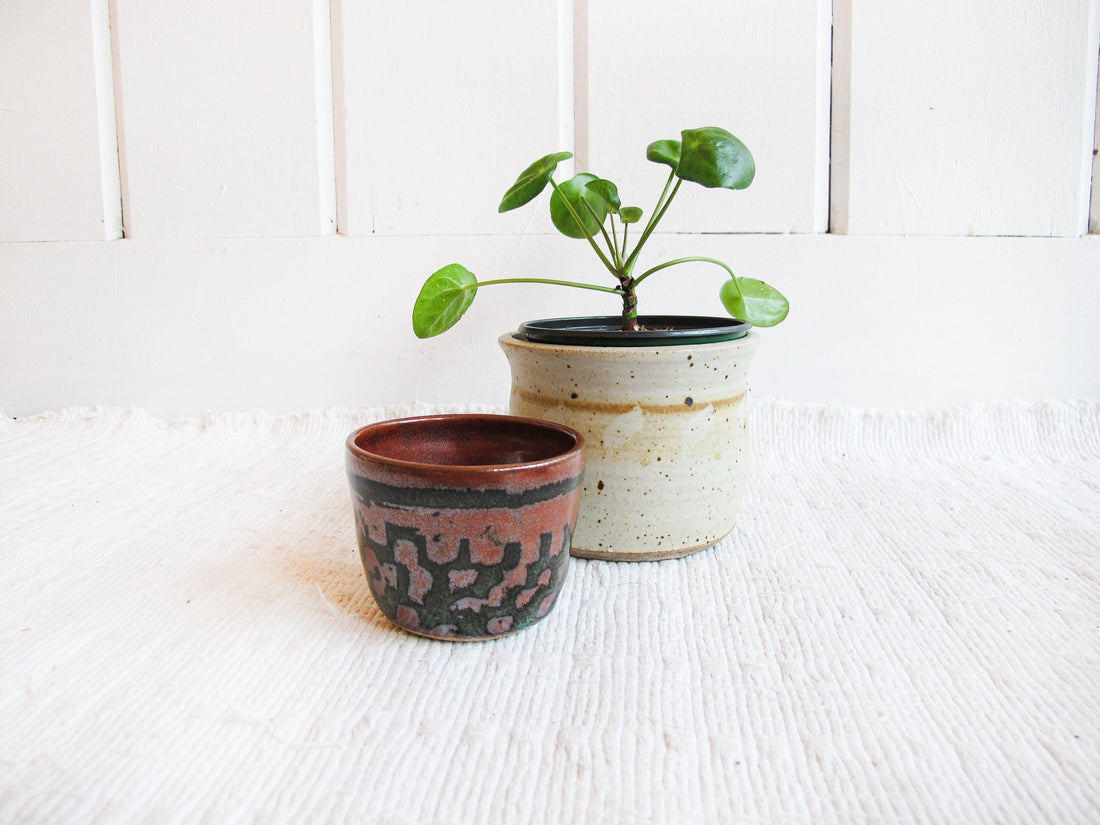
[[355, 518, 571, 638], [349, 473, 582, 511]]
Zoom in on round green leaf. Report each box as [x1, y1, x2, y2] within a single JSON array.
[[550, 173, 610, 238], [719, 277, 788, 327], [646, 139, 681, 169], [412, 263, 478, 338], [498, 151, 573, 213], [619, 206, 643, 224], [584, 178, 621, 212], [677, 127, 755, 190]]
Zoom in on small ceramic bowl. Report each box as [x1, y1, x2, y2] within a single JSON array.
[[345, 414, 585, 640]]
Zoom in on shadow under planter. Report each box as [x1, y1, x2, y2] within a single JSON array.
[[500, 317, 759, 562]]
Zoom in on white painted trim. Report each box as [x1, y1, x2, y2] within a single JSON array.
[[106, 0, 131, 238], [1090, 0, 1100, 234], [329, 0, 349, 235], [313, 0, 338, 236], [813, 0, 832, 233], [90, 0, 123, 240], [571, 0, 588, 173], [557, 0, 575, 177], [828, 0, 851, 235]]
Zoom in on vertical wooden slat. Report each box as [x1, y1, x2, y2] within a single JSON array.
[[840, 0, 1097, 237], [92, 0, 124, 240], [829, 0, 853, 236], [810, 0, 832, 232], [1092, 98, 1100, 234], [557, 0, 576, 160], [313, 0, 338, 236], [338, 0, 564, 236], [0, 0, 117, 241], [330, 0, 351, 236], [1090, 9, 1100, 234], [582, 0, 829, 235], [112, 0, 330, 239]]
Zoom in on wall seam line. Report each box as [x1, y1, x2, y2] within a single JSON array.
[[828, 0, 852, 236], [314, 0, 339, 236], [1085, 0, 1100, 234], [90, 0, 125, 240]]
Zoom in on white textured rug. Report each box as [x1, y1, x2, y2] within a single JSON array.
[[1, 401, 1097, 824]]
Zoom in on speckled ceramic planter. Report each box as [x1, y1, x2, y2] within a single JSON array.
[[346, 414, 585, 640], [500, 322, 759, 561]]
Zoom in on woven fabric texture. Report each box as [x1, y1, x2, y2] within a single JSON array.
[[1, 401, 1098, 824]]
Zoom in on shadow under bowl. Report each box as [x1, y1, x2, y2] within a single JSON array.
[[345, 414, 586, 640]]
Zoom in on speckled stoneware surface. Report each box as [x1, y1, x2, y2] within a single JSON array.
[[500, 331, 759, 561], [345, 415, 585, 640]]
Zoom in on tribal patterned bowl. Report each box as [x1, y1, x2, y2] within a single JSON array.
[[345, 414, 585, 640]]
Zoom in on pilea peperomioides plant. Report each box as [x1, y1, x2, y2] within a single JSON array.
[[412, 127, 789, 338]]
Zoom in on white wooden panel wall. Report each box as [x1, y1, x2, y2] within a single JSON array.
[[584, 0, 831, 234], [3, 235, 1098, 416], [2, 2, 1100, 417], [0, 0, 120, 241], [834, 0, 1098, 237], [338, 0, 564, 236], [111, 0, 334, 239]]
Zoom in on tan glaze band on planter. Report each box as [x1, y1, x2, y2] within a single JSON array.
[[346, 414, 585, 640], [500, 331, 759, 561]]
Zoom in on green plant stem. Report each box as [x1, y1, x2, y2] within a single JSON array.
[[548, 178, 619, 276], [609, 214, 621, 267], [623, 172, 681, 274], [473, 277, 624, 295], [633, 256, 742, 297], [580, 197, 622, 270]]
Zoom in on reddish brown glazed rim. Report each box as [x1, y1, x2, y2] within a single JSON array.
[[346, 414, 585, 476]]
